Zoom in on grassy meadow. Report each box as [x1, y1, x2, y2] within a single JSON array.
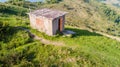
[[0, 0, 120, 67], [31, 26, 120, 67], [1, 19, 120, 66]]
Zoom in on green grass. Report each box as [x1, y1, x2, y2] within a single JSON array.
[[0, 15, 29, 27], [31, 26, 120, 67], [1, 21, 120, 66], [0, 1, 120, 67], [0, 3, 28, 16]]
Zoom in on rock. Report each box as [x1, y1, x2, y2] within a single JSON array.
[[62, 30, 76, 37]]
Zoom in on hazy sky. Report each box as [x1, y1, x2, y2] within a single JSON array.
[[0, 0, 7, 2]]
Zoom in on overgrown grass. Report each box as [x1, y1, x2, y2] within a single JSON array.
[[31, 26, 120, 67], [0, 15, 29, 27], [1, 27, 120, 67], [1, 16, 120, 66], [0, 3, 28, 16]]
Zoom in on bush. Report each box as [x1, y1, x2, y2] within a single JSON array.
[[100, 5, 120, 23], [0, 21, 10, 41], [0, 4, 28, 16]]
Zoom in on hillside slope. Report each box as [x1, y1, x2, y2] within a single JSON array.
[[97, 0, 120, 7], [39, 0, 120, 36]]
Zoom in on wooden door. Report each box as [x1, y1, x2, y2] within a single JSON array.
[[58, 17, 63, 32]]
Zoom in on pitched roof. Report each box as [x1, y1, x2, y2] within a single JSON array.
[[29, 8, 67, 19]]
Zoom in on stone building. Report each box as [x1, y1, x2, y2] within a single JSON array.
[[28, 8, 67, 36]]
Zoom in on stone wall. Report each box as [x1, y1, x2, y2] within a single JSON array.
[[29, 14, 37, 29], [29, 14, 53, 36], [29, 14, 65, 36]]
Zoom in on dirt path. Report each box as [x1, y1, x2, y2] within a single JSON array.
[[95, 31, 120, 42], [78, 27, 120, 42], [17, 27, 65, 46], [30, 33, 79, 48], [27, 30, 65, 46], [20, 26, 120, 46], [33, 34, 65, 46]]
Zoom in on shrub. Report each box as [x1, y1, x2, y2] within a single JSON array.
[[0, 4, 28, 16]]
